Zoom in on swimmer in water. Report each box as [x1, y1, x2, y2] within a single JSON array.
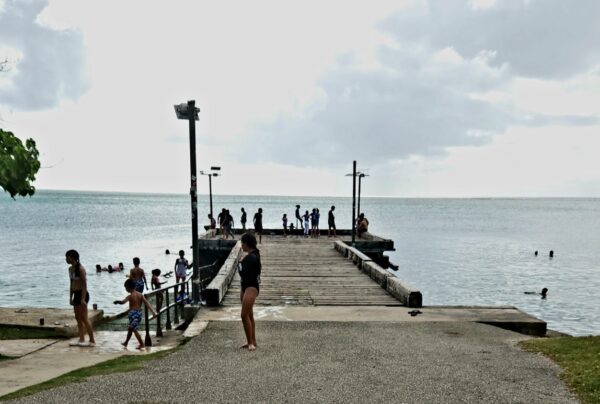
[[524, 288, 548, 299]]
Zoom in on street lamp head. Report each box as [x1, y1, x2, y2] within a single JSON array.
[[212, 173, 220, 177], [174, 102, 200, 120], [210, 166, 221, 171]]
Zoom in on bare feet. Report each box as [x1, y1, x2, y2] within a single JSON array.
[[136, 345, 145, 350], [239, 344, 248, 349], [121, 342, 127, 347], [248, 344, 256, 351]]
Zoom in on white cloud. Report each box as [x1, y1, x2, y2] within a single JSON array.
[[0, 0, 89, 110]]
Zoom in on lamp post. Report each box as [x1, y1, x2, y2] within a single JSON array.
[[345, 162, 357, 246], [200, 166, 221, 219], [174, 100, 201, 304], [357, 172, 369, 218]]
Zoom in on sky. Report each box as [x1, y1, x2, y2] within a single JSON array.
[[1, 0, 599, 197]]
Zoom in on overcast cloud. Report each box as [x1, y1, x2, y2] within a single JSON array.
[[1, 0, 599, 196], [0, 0, 88, 110], [243, 0, 600, 168]]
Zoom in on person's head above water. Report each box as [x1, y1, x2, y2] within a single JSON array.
[[541, 288, 548, 298], [133, 257, 140, 266]]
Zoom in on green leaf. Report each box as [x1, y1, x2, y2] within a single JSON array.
[[0, 128, 41, 199]]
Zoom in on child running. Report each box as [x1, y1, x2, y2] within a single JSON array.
[[114, 279, 157, 349]]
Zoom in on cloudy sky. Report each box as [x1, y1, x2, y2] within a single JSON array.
[[1, 0, 599, 197]]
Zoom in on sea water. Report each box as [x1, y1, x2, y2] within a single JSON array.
[[1, 190, 598, 336]]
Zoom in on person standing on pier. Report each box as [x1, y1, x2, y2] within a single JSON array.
[[66, 250, 96, 347], [241, 207, 247, 230], [218, 208, 226, 239], [282, 213, 288, 237], [328, 206, 336, 237], [253, 208, 263, 244], [303, 210, 310, 237], [239, 232, 261, 351], [295, 205, 301, 229]]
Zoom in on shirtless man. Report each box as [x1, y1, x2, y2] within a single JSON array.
[[129, 257, 148, 293], [114, 279, 157, 349]]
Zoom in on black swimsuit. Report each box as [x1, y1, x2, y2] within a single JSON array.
[[239, 250, 261, 293]]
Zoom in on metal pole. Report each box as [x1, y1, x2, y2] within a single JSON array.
[[188, 100, 200, 304], [209, 174, 213, 220], [352, 160, 356, 247], [357, 174, 362, 219]]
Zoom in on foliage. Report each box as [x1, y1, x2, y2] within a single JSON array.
[[521, 336, 600, 404], [0, 128, 41, 198]]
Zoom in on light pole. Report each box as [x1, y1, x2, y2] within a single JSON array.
[[357, 172, 369, 218], [174, 100, 201, 304], [345, 162, 357, 246], [200, 166, 221, 219]]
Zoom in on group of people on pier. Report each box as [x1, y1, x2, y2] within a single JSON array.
[[206, 204, 369, 241]]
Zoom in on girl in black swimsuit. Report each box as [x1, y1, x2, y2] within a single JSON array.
[[239, 233, 261, 351]]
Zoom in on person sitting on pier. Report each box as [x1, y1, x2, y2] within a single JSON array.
[[114, 279, 157, 350], [356, 213, 369, 237], [208, 214, 216, 237], [129, 257, 148, 293], [239, 232, 261, 351]]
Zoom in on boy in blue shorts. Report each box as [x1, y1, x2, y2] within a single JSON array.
[[114, 279, 157, 349]]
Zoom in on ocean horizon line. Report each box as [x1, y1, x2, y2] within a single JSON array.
[[6, 188, 600, 200]]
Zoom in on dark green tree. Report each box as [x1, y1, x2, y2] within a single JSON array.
[[0, 128, 41, 198]]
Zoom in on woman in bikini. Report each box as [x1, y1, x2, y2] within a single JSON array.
[[239, 233, 261, 351], [66, 249, 96, 347]]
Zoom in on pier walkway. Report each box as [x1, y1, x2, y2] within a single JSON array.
[[222, 237, 401, 307]]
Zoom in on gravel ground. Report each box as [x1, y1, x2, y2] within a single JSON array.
[[8, 321, 578, 404]]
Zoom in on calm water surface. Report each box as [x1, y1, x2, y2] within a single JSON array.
[[0, 191, 598, 336]]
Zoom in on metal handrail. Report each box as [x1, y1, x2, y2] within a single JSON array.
[[142, 262, 217, 346]]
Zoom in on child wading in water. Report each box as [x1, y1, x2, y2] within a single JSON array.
[[129, 257, 147, 293], [114, 279, 157, 349]]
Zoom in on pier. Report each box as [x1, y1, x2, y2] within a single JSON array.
[[201, 231, 545, 336]]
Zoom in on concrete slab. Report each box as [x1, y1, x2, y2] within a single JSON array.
[[6, 322, 577, 403], [0, 308, 104, 337], [0, 339, 58, 358], [195, 305, 546, 335], [0, 330, 183, 397]]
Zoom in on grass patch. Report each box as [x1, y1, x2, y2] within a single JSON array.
[[0, 327, 62, 340], [521, 336, 600, 404], [0, 344, 184, 401]]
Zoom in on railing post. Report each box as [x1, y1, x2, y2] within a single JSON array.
[[165, 289, 172, 330], [156, 293, 163, 337], [144, 303, 152, 347], [174, 286, 180, 324]]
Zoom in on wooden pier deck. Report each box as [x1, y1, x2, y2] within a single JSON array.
[[221, 236, 401, 307]]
